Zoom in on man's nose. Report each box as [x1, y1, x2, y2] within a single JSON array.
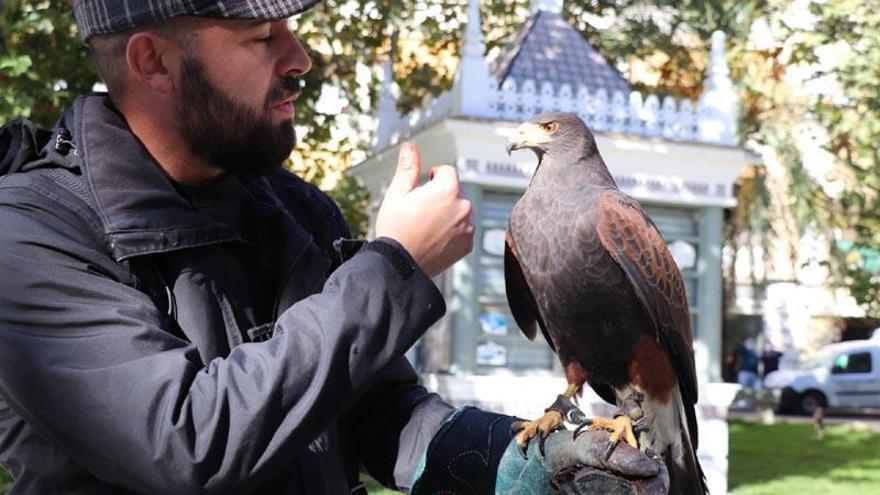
[[277, 24, 311, 77]]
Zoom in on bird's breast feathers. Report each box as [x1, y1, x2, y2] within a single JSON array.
[[509, 188, 605, 277]]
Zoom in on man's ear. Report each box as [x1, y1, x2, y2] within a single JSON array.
[[125, 32, 176, 94]]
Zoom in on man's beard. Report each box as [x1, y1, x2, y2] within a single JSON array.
[[175, 55, 300, 176]]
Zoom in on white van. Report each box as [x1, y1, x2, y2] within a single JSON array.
[[763, 340, 880, 415]]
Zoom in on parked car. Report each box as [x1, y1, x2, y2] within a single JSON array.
[[763, 340, 880, 415]]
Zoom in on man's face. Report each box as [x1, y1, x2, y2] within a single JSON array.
[[172, 19, 311, 176]]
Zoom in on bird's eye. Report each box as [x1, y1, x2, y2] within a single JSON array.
[[540, 122, 558, 134]]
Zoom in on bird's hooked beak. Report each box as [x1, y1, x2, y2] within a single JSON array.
[[506, 122, 554, 155]]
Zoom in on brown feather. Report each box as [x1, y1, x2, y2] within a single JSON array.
[[504, 234, 555, 351], [595, 190, 699, 442]]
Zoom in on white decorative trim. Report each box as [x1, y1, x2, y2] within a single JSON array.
[[384, 78, 737, 149], [486, 81, 714, 142]]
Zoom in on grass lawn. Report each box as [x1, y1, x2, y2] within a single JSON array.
[[729, 419, 880, 495], [0, 468, 9, 494], [364, 476, 403, 494]]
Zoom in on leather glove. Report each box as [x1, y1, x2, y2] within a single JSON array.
[[408, 407, 667, 495], [495, 428, 669, 494]]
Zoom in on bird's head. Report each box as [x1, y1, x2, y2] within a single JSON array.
[[506, 112, 596, 158]]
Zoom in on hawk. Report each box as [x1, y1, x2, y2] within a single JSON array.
[[504, 112, 707, 494]]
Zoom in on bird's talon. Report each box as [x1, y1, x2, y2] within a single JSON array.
[[588, 415, 639, 450], [511, 410, 565, 458], [603, 440, 618, 461], [572, 419, 592, 441], [538, 431, 548, 458]]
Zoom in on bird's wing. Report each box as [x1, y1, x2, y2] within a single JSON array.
[[594, 190, 698, 405], [504, 232, 555, 352]]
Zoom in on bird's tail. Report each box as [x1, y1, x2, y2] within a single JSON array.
[[664, 388, 708, 495]]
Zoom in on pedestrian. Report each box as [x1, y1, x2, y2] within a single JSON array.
[[761, 340, 783, 380], [0, 1, 666, 493], [736, 337, 761, 390]]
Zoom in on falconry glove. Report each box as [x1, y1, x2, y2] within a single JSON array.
[[496, 428, 669, 495], [409, 407, 668, 494]]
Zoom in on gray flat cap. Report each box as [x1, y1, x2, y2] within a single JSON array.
[[74, 0, 322, 41]]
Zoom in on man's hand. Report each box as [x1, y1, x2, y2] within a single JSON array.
[[497, 429, 669, 494], [375, 143, 474, 278]]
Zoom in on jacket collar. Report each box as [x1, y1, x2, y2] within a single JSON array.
[[68, 95, 300, 262]]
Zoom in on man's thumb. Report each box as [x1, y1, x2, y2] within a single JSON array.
[[387, 142, 421, 196]]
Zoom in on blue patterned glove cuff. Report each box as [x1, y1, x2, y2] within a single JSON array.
[[410, 407, 518, 494], [495, 438, 553, 494]]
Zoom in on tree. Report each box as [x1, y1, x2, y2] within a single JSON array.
[[562, 1, 880, 318], [5, 0, 880, 314], [797, 0, 880, 315], [0, 0, 99, 124]]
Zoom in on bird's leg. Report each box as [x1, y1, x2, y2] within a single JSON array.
[[573, 390, 645, 460], [620, 390, 651, 453], [511, 383, 584, 458]]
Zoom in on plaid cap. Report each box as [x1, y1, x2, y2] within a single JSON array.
[[73, 0, 322, 41]]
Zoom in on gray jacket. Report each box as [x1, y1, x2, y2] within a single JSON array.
[[0, 96, 455, 494]]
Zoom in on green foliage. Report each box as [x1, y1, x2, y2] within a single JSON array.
[[0, 466, 9, 493], [729, 420, 880, 494], [809, 2, 880, 313], [739, 0, 880, 312], [328, 174, 371, 238], [0, 0, 99, 125]]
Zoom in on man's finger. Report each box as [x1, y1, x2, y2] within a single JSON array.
[[387, 142, 421, 197]]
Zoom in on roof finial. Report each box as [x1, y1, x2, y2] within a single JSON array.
[[374, 32, 399, 150], [453, 0, 492, 117], [698, 31, 738, 145], [531, 0, 563, 14], [463, 0, 486, 59], [708, 31, 731, 83]]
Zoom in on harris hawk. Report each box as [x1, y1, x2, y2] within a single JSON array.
[[504, 112, 707, 494]]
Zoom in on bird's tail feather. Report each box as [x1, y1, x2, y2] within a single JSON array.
[[664, 389, 708, 495]]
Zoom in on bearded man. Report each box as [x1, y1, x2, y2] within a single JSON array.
[[0, 1, 667, 493]]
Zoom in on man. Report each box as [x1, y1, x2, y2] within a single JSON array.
[[0, 1, 667, 493]]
